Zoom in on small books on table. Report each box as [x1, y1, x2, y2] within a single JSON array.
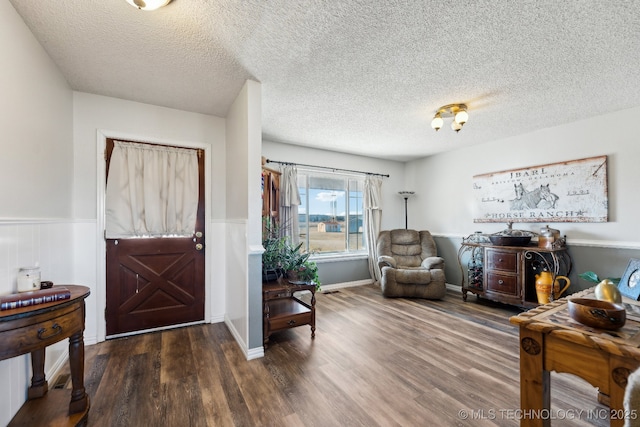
[[0, 286, 71, 311]]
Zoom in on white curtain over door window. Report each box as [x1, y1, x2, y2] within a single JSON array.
[[105, 141, 199, 238], [363, 175, 383, 283]]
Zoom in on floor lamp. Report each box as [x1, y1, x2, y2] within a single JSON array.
[[398, 191, 415, 229]]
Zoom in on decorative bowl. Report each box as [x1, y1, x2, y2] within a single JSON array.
[[488, 235, 532, 246], [567, 298, 626, 330]]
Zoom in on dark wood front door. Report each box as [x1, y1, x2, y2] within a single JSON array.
[[105, 139, 205, 336]]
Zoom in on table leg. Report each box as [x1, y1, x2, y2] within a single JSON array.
[[68, 330, 89, 415], [28, 348, 48, 399], [519, 328, 550, 427], [609, 356, 639, 427], [310, 290, 316, 339], [263, 298, 270, 347]]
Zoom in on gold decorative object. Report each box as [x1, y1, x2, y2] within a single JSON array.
[[594, 278, 622, 303]]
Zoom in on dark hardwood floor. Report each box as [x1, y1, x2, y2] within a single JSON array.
[[56, 285, 610, 426]]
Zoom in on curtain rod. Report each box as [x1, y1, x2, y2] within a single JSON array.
[[265, 159, 389, 178]]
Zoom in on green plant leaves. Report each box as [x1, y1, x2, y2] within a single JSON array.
[[578, 271, 621, 285], [578, 271, 600, 283]]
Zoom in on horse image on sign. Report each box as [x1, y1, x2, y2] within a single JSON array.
[[510, 183, 559, 210], [473, 156, 608, 223]]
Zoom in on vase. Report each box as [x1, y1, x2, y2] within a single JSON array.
[[262, 269, 280, 283], [534, 271, 570, 304]]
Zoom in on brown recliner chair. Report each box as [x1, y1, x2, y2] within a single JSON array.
[[377, 229, 446, 298]]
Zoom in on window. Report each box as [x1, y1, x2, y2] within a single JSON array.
[[297, 170, 365, 256]]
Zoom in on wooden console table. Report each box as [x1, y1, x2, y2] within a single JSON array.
[[510, 287, 640, 427], [1, 285, 90, 426], [263, 278, 315, 347]]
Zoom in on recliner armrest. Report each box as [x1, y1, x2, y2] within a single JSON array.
[[421, 256, 445, 270], [378, 255, 397, 269]]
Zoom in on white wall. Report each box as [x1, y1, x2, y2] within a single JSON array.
[[0, 2, 75, 424], [72, 92, 226, 342], [0, 2, 73, 220], [224, 80, 264, 357], [407, 106, 640, 246]]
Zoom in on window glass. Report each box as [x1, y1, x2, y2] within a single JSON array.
[[297, 170, 365, 256], [348, 179, 364, 251]]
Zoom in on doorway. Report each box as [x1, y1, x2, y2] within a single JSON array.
[[104, 138, 206, 337]]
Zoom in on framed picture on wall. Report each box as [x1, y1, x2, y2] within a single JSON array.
[[472, 155, 608, 223], [618, 258, 640, 300]]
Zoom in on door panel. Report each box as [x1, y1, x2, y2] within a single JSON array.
[[106, 237, 204, 336], [105, 139, 205, 336]]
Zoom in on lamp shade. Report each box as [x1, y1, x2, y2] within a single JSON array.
[[431, 115, 443, 131], [454, 110, 468, 124], [125, 0, 172, 10], [398, 191, 415, 198]]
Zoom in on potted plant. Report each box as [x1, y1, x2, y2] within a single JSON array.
[[280, 242, 321, 288], [262, 217, 321, 288], [288, 259, 321, 290], [262, 217, 287, 282], [281, 242, 310, 276], [262, 233, 286, 282]]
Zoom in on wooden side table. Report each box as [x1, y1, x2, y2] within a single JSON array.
[[263, 278, 316, 347], [0, 285, 90, 426], [510, 287, 640, 427]]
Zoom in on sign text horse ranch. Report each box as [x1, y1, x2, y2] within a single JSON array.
[[472, 156, 608, 223]]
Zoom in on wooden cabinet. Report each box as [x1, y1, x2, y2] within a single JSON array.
[[484, 248, 522, 305], [458, 243, 571, 308], [263, 279, 315, 347], [2, 285, 90, 426]]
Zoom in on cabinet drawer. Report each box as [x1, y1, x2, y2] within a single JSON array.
[[267, 298, 312, 332], [269, 311, 312, 331], [486, 272, 519, 295], [486, 249, 518, 272], [0, 305, 82, 359]]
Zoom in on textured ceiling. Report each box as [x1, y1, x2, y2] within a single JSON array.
[[9, 0, 640, 162]]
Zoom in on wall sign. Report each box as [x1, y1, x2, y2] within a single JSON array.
[[472, 155, 608, 223]]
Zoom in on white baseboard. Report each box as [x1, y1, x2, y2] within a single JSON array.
[[223, 315, 248, 357], [247, 346, 265, 360], [223, 315, 264, 360], [446, 283, 462, 292], [209, 314, 225, 323], [47, 351, 70, 385], [320, 279, 374, 292]]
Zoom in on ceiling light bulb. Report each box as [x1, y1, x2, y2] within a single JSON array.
[[454, 110, 469, 125], [125, 0, 172, 10], [431, 114, 443, 131], [451, 121, 463, 132]]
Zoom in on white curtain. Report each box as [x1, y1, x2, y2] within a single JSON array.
[[105, 141, 199, 238], [363, 175, 383, 283], [279, 164, 301, 245]]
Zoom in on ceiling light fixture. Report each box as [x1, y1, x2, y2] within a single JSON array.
[[125, 0, 172, 11], [431, 104, 469, 133]]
